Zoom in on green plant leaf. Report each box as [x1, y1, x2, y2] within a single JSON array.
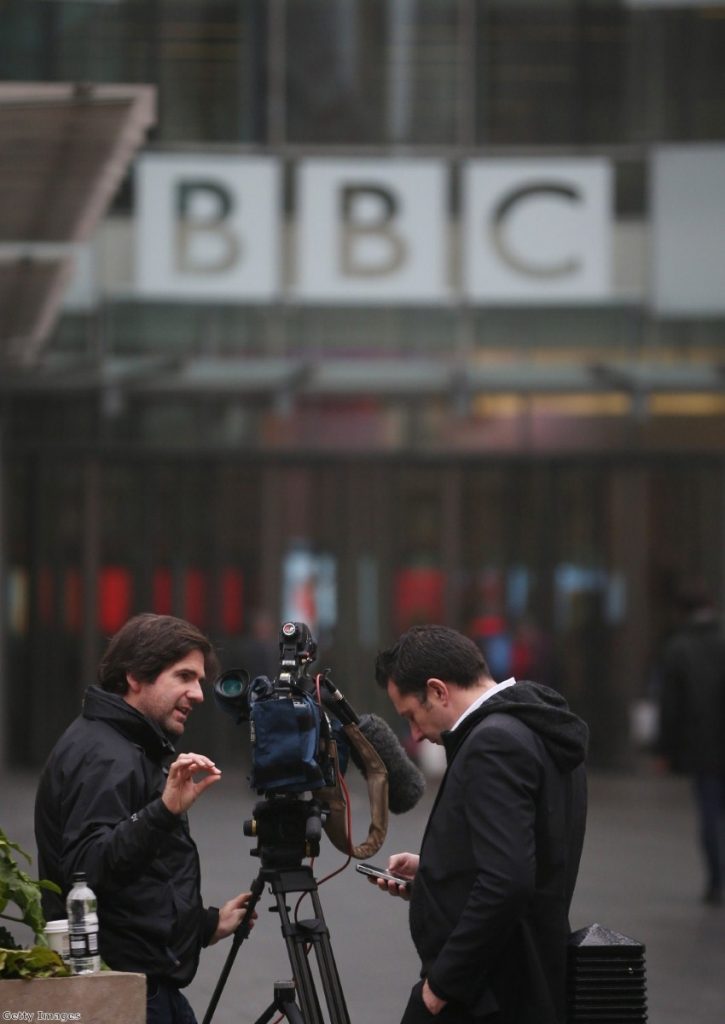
[[0, 831, 31, 865], [0, 826, 59, 944], [0, 945, 70, 979]]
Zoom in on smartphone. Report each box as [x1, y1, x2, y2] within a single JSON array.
[[355, 862, 411, 890]]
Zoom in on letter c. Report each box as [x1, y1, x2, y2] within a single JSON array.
[[491, 183, 581, 279]]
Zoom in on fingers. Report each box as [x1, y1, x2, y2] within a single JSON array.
[[388, 852, 418, 879], [388, 880, 410, 900], [372, 876, 408, 899], [169, 752, 221, 778], [169, 753, 222, 792], [239, 892, 258, 922], [209, 894, 257, 944], [193, 772, 222, 796], [162, 753, 222, 814], [222, 892, 257, 917], [224, 893, 258, 932]]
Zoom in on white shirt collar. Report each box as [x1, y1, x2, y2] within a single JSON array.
[[451, 677, 516, 732]]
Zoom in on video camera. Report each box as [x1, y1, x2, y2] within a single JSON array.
[[214, 620, 423, 868], [214, 621, 337, 797], [215, 620, 390, 866]]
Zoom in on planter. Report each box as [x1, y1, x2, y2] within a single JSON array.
[[0, 971, 145, 1023]]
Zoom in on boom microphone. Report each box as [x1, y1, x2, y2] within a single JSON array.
[[354, 713, 426, 814], [318, 678, 426, 813]]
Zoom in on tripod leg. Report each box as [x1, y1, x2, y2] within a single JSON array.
[[203, 863, 351, 1024], [202, 871, 266, 1024], [250, 1001, 282, 1024], [273, 982, 305, 1024], [277, 910, 324, 1024], [305, 889, 350, 1023], [251, 984, 303, 1024], [271, 872, 351, 1024]]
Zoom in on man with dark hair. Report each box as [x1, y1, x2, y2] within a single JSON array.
[[35, 614, 255, 1024], [372, 624, 588, 1024]]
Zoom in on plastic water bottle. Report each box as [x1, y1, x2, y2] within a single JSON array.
[[66, 872, 101, 974]]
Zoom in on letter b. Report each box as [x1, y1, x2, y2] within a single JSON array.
[[340, 185, 407, 278], [175, 180, 241, 274]]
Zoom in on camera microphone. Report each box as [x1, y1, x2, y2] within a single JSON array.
[[317, 679, 423, 815], [314, 677, 426, 813], [353, 713, 426, 814]]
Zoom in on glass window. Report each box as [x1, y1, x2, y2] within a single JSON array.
[[0, 0, 267, 143], [285, 0, 462, 145], [156, 0, 266, 143], [475, 5, 631, 146], [4, 1, 725, 145]]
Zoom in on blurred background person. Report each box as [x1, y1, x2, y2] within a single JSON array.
[[656, 581, 725, 906]]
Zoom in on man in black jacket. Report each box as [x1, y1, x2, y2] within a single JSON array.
[[35, 614, 255, 1024], [372, 625, 588, 1024]]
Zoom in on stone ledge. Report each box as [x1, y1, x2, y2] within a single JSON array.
[[0, 971, 145, 1024]]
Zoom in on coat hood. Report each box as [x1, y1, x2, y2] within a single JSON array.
[[82, 685, 176, 761], [444, 680, 588, 772]]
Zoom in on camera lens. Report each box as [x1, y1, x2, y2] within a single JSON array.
[[214, 669, 251, 721], [218, 673, 247, 698]]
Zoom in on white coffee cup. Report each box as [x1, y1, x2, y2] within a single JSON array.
[[45, 919, 70, 961]]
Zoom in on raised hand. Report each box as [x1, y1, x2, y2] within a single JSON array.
[[161, 752, 222, 815]]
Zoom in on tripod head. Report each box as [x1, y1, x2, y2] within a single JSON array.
[[244, 795, 325, 869]]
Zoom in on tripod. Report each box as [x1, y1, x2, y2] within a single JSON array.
[[202, 800, 352, 1024]]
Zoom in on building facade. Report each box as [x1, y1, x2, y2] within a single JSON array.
[[2, 0, 725, 767]]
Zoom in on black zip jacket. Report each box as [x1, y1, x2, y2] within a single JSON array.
[[410, 681, 588, 1023], [34, 686, 219, 986]]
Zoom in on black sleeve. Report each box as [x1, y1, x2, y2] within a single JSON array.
[[201, 906, 220, 947], [59, 751, 181, 891]]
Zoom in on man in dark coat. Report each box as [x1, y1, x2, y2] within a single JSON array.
[[35, 614, 256, 1024], [657, 582, 725, 905], [372, 624, 588, 1024]]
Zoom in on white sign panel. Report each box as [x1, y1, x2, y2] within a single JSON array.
[[135, 154, 280, 300], [295, 158, 448, 303], [651, 145, 725, 316], [462, 159, 612, 303]]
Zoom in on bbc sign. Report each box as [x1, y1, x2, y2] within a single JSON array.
[[135, 154, 613, 305]]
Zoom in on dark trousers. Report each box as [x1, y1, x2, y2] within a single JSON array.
[[147, 979, 198, 1024], [693, 771, 725, 893]]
